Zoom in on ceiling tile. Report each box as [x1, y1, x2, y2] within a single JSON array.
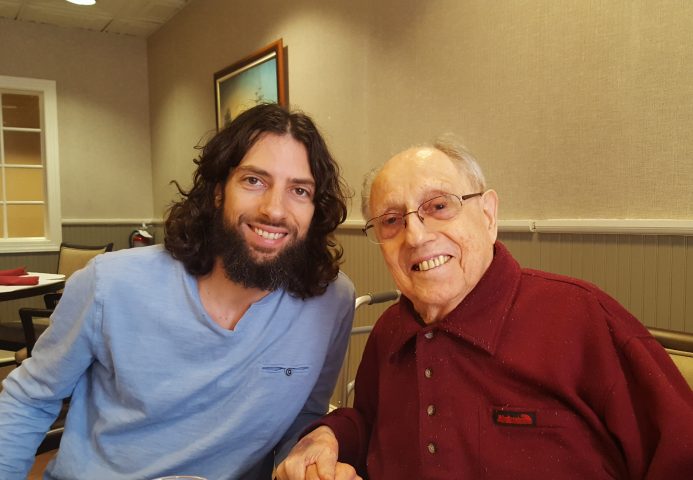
[[0, 0, 22, 19], [106, 17, 161, 37], [1, 0, 191, 37], [19, 3, 111, 31]]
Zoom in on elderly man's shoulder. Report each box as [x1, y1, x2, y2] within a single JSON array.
[[518, 267, 646, 338], [521, 267, 620, 305], [522, 267, 603, 293]]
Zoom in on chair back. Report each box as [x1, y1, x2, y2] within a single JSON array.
[[18, 308, 53, 358], [649, 327, 693, 389], [57, 242, 113, 279]]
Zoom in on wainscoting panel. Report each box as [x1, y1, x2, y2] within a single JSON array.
[[335, 229, 693, 334], [500, 232, 693, 332], [331, 228, 693, 405], [3, 225, 691, 407]]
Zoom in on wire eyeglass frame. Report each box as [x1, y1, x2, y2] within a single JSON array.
[[362, 192, 483, 244]]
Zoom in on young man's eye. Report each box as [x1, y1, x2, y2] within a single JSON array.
[[244, 176, 262, 186], [294, 187, 312, 198]]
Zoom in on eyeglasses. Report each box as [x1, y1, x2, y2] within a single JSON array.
[[362, 192, 483, 244]]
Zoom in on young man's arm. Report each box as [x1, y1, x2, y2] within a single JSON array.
[[277, 306, 383, 479], [0, 263, 100, 478], [274, 275, 356, 464]]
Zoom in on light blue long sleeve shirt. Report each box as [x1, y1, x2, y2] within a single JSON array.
[[0, 245, 355, 479]]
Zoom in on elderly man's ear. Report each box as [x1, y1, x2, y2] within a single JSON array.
[[481, 190, 499, 239]]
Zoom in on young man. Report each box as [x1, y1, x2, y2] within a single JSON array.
[[277, 138, 693, 480], [0, 104, 355, 480]]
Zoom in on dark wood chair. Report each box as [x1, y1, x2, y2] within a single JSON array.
[[18, 308, 53, 358]]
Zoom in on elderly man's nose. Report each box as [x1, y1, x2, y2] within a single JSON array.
[[404, 212, 431, 244]]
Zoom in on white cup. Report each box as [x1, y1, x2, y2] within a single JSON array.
[[150, 476, 207, 480]]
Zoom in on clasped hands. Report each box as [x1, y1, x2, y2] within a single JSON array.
[[275, 426, 362, 480]]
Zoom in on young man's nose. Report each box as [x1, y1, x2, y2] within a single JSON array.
[[259, 188, 287, 220]]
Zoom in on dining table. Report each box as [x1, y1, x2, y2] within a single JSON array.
[[0, 272, 65, 302], [0, 272, 65, 366]]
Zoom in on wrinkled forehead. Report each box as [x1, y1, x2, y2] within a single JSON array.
[[370, 147, 472, 214]]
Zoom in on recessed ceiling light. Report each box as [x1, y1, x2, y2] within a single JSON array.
[[66, 0, 96, 5]]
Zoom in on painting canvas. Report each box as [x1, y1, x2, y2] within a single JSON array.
[[214, 39, 286, 129]]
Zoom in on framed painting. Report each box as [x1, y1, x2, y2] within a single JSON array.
[[214, 39, 286, 129]]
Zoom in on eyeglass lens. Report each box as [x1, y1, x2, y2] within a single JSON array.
[[365, 193, 465, 243]]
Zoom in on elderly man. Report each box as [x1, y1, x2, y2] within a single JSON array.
[[0, 104, 355, 480], [276, 138, 693, 480]]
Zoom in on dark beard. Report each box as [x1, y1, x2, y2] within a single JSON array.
[[210, 211, 311, 292]]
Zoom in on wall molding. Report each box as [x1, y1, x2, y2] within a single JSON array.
[[62, 218, 163, 226], [62, 218, 693, 235], [339, 218, 693, 235], [531, 219, 693, 235]]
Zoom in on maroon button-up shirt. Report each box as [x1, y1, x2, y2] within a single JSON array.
[[317, 242, 693, 479]]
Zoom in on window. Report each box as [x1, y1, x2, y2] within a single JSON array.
[[0, 76, 61, 252]]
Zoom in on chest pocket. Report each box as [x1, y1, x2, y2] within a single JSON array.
[[477, 405, 618, 479], [260, 364, 310, 377]]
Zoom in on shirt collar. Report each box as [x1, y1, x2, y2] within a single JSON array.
[[388, 241, 521, 357]]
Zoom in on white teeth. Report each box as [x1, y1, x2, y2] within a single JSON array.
[[416, 255, 450, 272], [254, 228, 285, 240]]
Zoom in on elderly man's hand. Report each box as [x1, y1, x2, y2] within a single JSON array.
[[275, 426, 360, 480], [303, 463, 361, 480]]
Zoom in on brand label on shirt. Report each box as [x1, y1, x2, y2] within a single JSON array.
[[492, 409, 537, 427]]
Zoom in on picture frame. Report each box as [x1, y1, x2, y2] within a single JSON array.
[[214, 39, 286, 130]]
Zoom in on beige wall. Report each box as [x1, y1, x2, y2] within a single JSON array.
[[147, 0, 372, 218], [0, 18, 153, 221], [148, 0, 693, 222]]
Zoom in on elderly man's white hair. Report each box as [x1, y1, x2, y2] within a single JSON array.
[[361, 134, 487, 220]]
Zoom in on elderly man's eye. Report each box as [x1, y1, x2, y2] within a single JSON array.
[[423, 198, 449, 214], [381, 214, 400, 226]]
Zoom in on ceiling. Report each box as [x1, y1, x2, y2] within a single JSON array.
[[0, 0, 192, 37]]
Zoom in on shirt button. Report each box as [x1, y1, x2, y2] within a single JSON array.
[[427, 442, 437, 454], [424, 331, 434, 340], [427, 405, 436, 416], [424, 368, 433, 379]]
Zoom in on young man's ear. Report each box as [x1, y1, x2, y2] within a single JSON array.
[[214, 184, 223, 208]]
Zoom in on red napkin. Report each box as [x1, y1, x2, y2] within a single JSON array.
[[0, 267, 27, 276], [0, 275, 38, 286], [0, 266, 37, 285]]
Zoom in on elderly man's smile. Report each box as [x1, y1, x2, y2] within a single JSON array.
[[412, 254, 452, 272]]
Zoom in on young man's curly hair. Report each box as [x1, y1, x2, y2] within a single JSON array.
[[164, 103, 350, 298]]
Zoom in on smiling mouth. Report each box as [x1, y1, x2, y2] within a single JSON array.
[[412, 255, 451, 272], [253, 227, 287, 240]]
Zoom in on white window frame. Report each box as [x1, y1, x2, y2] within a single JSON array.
[[0, 75, 61, 253]]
